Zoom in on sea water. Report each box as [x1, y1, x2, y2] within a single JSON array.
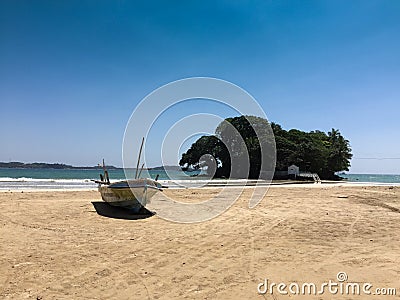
[[0, 168, 198, 190], [0, 168, 399, 190], [338, 173, 400, 184]]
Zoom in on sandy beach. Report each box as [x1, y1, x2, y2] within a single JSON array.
[[1, 185, 399, 299]]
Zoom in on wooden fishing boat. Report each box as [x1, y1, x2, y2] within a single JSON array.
[[94, 137, 162, 212], [97, 178, 162, 212]]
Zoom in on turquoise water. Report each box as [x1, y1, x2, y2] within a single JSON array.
[[0, 168, 399, 190], [338, 173, 400, 184], [0, 168, 196, 180], [0, 168, 126, 180], [0, 168, 199, 190]]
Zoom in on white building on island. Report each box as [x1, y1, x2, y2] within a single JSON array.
[[288, 165, 300, 177]]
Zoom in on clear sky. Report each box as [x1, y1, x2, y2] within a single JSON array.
[[1, 1, 399, 173]]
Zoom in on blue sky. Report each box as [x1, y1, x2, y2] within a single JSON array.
[[1, 1, 399, 173]]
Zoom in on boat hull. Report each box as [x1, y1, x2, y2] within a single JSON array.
[[98, 179, 161, 212]]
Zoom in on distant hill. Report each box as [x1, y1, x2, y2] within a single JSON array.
[[0, 162, 183, 170], [0, 162, 120, 170]]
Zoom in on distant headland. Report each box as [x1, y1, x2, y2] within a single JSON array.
[[0, 162, 120, 170], [0, 162, 181, 171]]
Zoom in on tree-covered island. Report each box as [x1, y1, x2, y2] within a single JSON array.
[[179, 116, 352, 180]]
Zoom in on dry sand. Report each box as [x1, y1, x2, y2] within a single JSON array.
[[0, 186, 399, 299]]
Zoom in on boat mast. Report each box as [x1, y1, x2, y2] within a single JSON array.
[[138, 163, 145, 178], [102, 158, 110, 184], [135, 137, 145, 179]]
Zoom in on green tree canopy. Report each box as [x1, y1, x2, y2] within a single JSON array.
[[179, 116, 352, 180]]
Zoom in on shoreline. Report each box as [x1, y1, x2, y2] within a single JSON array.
[[1, 181, 399, 193]]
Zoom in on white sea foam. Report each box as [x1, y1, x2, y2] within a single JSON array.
[[0, 177, 99, 190], [1, 176, 399, 191], [0, 177, 91, 182]]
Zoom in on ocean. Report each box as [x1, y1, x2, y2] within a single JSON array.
[[337, 173, 400, 184], [0, 168, 399, 190], [0, 168, 198, 190]]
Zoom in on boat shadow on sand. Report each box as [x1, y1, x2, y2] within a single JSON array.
[[91, 201, 154, 220]]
